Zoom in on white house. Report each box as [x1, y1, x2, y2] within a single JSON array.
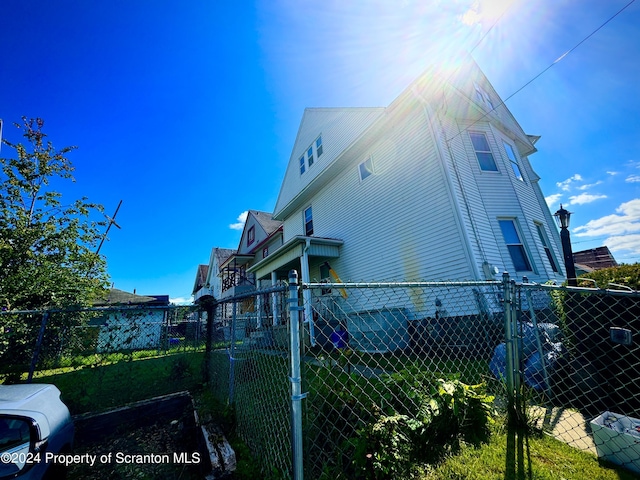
[[245, 58, 565, 340], [93, 289, 170, 352]]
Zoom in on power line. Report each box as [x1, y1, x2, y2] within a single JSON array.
[[445, 0, 637, 143]]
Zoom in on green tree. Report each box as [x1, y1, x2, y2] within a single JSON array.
[[0, 117, 109, 310]]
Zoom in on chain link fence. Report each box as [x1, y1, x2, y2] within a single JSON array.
[[1, 304, 206, 414], [209, 272, 640, 478]]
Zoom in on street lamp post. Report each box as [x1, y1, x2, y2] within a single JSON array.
[[554, 205, 577, 286]]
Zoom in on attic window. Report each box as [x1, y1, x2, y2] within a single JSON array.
[[474, 82, 494, 110], [248, 226, 255, 246], [359, 157, 374, 181], [299, 156, 305, 175], [316, 136, 323, 157], [307, 146, 314, 167], [469, 132, 498, 172]]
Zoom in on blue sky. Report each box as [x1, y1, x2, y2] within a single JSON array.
[[1, 0, 639, 303]]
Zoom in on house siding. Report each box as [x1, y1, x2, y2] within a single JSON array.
[[274, 108, 385, 217], [294, 103, 475, 285]]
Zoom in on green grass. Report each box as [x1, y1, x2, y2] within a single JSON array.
[[31, 351, 205, 414], [423, 426, 638, 480]]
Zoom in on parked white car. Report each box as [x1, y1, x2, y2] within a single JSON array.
[[0, 384, 74, 479]]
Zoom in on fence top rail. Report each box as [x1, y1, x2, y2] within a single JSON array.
[[521, 281, 640, 298], [0, 304, 201, 316], [215, 284, 289, 304], [302, 280, 502, 289]]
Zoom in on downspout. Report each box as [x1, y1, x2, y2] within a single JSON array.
[[300, 238, 316, 347], [413, 86, 484, 280]]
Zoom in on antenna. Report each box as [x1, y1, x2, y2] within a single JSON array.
[[96, 200, 122, 255]]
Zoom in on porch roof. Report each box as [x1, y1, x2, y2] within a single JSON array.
[[247, 235, 343, 280], [219, 253, 254, 270]]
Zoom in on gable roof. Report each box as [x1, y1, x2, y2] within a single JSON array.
[[192, 264, 209, 294], [251, 210, 282, 236], [204, 247, 235, 285], [237, 210, 283, 255]]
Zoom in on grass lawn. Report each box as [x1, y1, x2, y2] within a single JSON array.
[[423, 426, 638, 480], [31, 351, 206, 414]]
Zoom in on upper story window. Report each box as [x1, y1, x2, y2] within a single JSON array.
[[359, 157, 374, 182], [247, 226, 255, 246], [469, 132, 498, 172], [316, 136, 323, 157], [299, 155, 305, 175], [474, 82, 494, 110], [535, 223, 559, 273], [307, 146, 314, 167], [304, 206, 314, 236], [263, 246, 269, 258], [499, 219, 532, 272], [503, 141, 524, 182]]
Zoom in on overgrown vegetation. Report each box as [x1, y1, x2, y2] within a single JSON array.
[[309, 366, 494, 479], [0, 117, 110, 371]]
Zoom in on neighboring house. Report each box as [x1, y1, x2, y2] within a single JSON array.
[[93, 289, 170, 352], [573, 246, 618, 275], [192, 264, 209, 302], [243, 57, 566, 343], [219, 210, 283, 300]]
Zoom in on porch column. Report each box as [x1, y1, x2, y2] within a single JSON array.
[[256, 283, 263, 329], [300, 240, 315, 346], [271, 271, 279, 326]]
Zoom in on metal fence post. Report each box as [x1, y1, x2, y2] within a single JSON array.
[[229, 300, 237, 405], [288, 270, 304, 480], [502, 273, 517, 422], [27, 312, 50, 383]]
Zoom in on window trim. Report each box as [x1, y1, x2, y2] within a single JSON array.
[[299, 155, 305, 175], [498, 219, 532, 272], [247, 226, 255, 246], [469, 131, 498, 172], [304, 206, 314, 236], [307, 146, 314, 168]]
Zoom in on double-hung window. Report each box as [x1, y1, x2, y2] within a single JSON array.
[[299, 156, 305, 175], [535, 223, 559, 272], [316, 136, 323, 157], [307, 146, 314, 167], [247, 226, 255, 246], [503, 141, 524, 182], [469, 132, 498, 172], [499, 219, 532, 271], [304, 206, 314, 236]]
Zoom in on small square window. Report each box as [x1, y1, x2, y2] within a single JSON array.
[[470, 132, 498, 172], [359, 157, 374, 181]]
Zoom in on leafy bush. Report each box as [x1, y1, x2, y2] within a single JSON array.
[[309, 366, 494, 479], [579, 263, 640, 290]]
